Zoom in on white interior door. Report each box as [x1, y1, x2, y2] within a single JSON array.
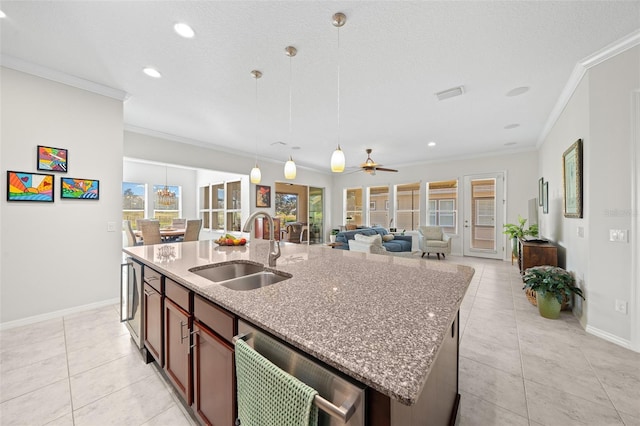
[[463, 172, 504, 259]]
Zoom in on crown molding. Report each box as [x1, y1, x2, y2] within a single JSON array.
[[537, 29, 640, 146], [0, 55, 129, 101]]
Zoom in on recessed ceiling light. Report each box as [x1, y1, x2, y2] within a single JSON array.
[[0, 10, 6, 18], [292, 146, 301, 150], [506, 86, 530, 97], [435, 85, 465, 101], [428, 141, 437, 147], [504, 123, 520, 130], [504, 142, 517, 146], [174, 22, 195, 38], [143, 67, 162, 78]]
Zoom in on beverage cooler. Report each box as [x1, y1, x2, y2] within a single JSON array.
[[120, 257, 144, 349]]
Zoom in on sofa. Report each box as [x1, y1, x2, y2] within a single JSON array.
[[334, 227, 412, 252]]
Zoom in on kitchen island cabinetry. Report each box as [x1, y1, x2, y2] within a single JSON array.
[[125, 241, 474, 426], [164, 278, 192, 405], [192, 294, 236, 426]]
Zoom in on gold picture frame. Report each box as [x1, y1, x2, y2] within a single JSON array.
[[562, 139, 583, 218]]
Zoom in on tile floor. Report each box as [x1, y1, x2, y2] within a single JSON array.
[[1, 256, 638, 425]]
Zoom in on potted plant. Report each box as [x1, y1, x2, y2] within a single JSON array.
[[329, 228, 339, 243], [503, 215, 539, 259], [522, 265, 585, 319]]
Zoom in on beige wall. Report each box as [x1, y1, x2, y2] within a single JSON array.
[[538, 46, 639, 344], [1, 68, 124, 324]]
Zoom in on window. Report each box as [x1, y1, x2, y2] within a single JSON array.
[[153, 184, 181, 227], [122, 182, 146, 229], [427, 180, 458, 233], [368, 186, 389, 227], [275, 193, 298, 224], [395, 182, 419, 231], [476, 199, 495, 226]]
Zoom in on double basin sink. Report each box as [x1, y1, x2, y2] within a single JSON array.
[[189, 261, 291, 291]]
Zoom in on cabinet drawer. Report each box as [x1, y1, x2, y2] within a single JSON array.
[[194, 294, 235, 343], [165, 278, 190, 311], [144, 266, 162, 292]]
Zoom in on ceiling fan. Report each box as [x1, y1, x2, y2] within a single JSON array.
[[358, 149, 398, 174]]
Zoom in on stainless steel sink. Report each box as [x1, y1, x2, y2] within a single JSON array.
[[189, 261, 264, 282], [189, 261, 291, 291], [220, 271, 291, 291]]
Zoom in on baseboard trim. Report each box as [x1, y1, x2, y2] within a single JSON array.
[[0, 298, 120, 331], [585, 325, 633, 351]]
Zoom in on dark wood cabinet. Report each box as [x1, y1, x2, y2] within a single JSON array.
[[518, 239, 558, 274], [192, 321, 235, 426], [165, 297, 192, 405], [143, 268, 163, 366]]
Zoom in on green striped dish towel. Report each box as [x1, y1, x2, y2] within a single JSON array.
[[235, 339, 319, 426]]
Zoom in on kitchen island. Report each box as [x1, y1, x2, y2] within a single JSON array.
[[123, 239, 474, 425]]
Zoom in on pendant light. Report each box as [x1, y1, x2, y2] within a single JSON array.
[[330, 12, 347, 173], [250, 69, 262, 184], [284, 45, 297, 180]]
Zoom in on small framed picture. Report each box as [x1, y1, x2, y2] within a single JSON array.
[[538, 178, 544, 206], [256, 184, 271, 208], [7, 171, 54, 202], [369, 201, 376, 210], [542, 181, 549, 214], [37, 145, 68, 172], [563, 139, 583, 218], [61, 177, 99, 199]]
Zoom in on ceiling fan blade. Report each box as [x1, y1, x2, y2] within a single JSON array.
[[375, 167, 398, 172]]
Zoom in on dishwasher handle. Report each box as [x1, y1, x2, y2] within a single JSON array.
[[233, 333, 358, 423]]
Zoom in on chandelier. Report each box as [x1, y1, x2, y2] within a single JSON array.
[[157, 166, 176, 206]]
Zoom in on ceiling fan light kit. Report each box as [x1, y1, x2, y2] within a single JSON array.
[[359, 148, 398, 175]]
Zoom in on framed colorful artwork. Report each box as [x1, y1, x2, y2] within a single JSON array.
[[562, 139, 583, 218], [256, 185, 271, 208], [37, 145, 68, 172], [61, 177, 100, 199], [7, 171, 54, 202]]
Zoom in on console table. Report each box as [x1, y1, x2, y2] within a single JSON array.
[[518, 239, 558, 275]]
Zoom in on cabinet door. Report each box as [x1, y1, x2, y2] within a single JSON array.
[[193, 321, 235, 426], [144, 283, 163, 365], [165, 298, 192, 404]]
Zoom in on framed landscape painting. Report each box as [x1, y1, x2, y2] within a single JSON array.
[[7, 171, 54, 202], [61, 177, 99, 199], [562, 139, 583, 218], [37, 145, 68, 172]]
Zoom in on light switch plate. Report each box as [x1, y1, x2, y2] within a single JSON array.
[[609, 229, 628, 242]]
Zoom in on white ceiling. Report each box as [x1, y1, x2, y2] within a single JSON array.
[[1, 1, 639, 173]]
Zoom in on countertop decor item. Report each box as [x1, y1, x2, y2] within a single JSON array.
[[522, 265, 585, 319]]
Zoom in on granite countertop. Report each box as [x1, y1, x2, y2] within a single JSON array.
[[124, 240, 474, 405]]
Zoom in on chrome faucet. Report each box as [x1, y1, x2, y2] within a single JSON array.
[[242, 211, 281, 267]]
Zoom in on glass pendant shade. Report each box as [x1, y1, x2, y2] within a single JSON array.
[[250, 163, 261, 184], [331, 145, 345, 173], [284, 156, 297, 179]]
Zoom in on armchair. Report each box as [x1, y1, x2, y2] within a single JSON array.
[[418, 226, 451, 259]]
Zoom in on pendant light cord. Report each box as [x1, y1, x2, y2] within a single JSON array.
[[337, 24, 341, 146], [288, 54, 293, 147], [255, 73, 259, 163]]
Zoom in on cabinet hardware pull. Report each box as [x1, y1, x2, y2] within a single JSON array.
[[180, 321, 188, 343]]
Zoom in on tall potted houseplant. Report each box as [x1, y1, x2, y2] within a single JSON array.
[[503, 215, 539, 259], [522, 266, 585, 319]]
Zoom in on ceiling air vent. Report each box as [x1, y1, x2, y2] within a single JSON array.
[[435, 85, 465, 101]]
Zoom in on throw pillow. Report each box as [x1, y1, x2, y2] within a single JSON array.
[[382, 234, 394, 242], [354, 233, 383, 247]]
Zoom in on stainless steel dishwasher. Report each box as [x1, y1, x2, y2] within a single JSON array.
[[237, 320, 365, 426]]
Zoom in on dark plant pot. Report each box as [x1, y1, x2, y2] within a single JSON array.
[[536, 291, 561, 319]]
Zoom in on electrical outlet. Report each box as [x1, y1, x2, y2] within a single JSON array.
[[615, 299, 628, 315], [107, 221, 116, 232]]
